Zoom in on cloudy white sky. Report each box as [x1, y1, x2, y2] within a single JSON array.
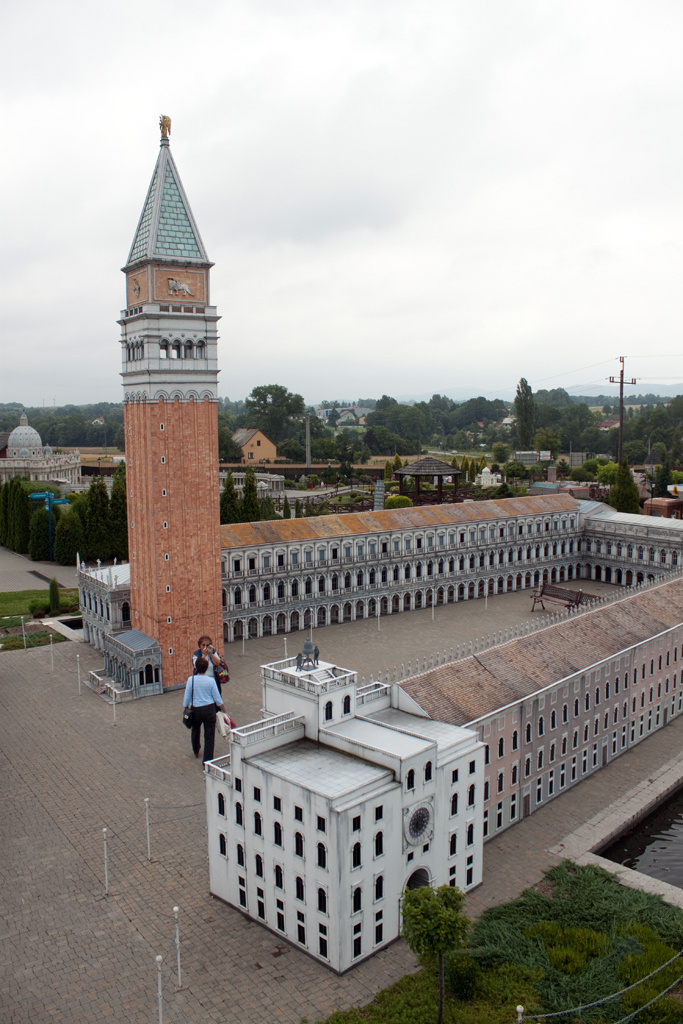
[[2, 0, 683, 408]]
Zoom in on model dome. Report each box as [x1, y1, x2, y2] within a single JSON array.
[[8, 413, 42, 454]]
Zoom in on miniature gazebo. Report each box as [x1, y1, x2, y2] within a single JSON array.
[[394, 456, 462, 503]]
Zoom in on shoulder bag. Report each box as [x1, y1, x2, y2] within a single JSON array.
[[183, 673, 195, 729]]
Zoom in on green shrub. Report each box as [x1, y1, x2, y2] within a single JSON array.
[[445, 953, 480, 999], [385, 495, 413, 509], [28, 599, 49, 618]]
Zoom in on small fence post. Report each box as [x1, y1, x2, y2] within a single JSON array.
[[156, 955, 163, 1024], [112, 690, 116, 725], [516, 1006, 524, 1023], [103, 827, 109, 895], [77, 653, 81, 695], [145, 797, 151, 862], [173, 906, 182, 987], [22, 616, 26, 650], [50, 633, 54, 672]]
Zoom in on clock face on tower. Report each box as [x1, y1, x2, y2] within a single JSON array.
[[404, 802, 434, 846]]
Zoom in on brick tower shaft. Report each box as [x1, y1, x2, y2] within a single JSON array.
[[119, 122, 223, 687]]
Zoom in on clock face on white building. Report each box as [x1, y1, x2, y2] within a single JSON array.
[[404, 803, 434, 846]]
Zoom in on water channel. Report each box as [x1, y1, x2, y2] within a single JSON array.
[[601, 786, 683, 888]]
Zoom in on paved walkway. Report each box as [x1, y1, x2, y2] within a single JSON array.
[[0, 547, 79, 594], [3, 620, 683, 1023]]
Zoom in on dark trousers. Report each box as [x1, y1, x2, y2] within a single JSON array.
[[191, 704, 217, 763]]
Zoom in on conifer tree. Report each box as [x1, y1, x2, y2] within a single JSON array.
[[460, 455, 469, 478], [109, 462, 128, 561], [0, 481, 9, 546], [260, 494, 277, 520], [295, 498, 302, 518], [610, 457, 641, 514], [220, 470, 241, 524], [240, 466, 261, 522], [514, 377, 535, 448], [282, 494, 292, 519], [54, 510, 85, 566], [11, 479, 31, 554], [655, 454, 672, 498], [384, 460, 393, 482], [85, 475, 111, 560], [393, 453, 402, 470], [29, 506, 53, 561], [49, 577, 60, 613]]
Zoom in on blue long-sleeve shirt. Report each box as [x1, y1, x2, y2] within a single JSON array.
[[183, 673, 222, 708]]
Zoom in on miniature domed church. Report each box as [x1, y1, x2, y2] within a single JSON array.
[[118, 117, 223, 687]]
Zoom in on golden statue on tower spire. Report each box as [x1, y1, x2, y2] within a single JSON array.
[[159, 115, 171, 138]]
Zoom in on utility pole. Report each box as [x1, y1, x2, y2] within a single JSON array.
[[609, 356, 636, 464], [305, 413, 311, 474]]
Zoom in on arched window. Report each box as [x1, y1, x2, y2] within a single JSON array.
[[467, 823, 474, 846], [295, 832, 304, 856], [537, 750, 543, 770], [468, 784, 475, 807], [551, 710, 556, 729], [424, 761, 432, 782], [248, 585, 256, 603], [296, 876, 304, 901], [255, 854, 263, 877], [235, 802, 243, 826], [406, 769, 415, 790], [234, 587, 242, 605], [324, 701, 333, 721], [574, 699, 579, 716], [318, 888, 327, 913], [317, 843, 327, 868], [375, 875, 384, 900], [236, 842, 244, 865], [275, 865, 283, 889], [538, 717, 544, 736], [357, 570, 363, 587], [353, 887, 362, 912], [511, 764, 518, 785], [343, 694, 351, 715], [217, 793, 225, 816], [219, 834, 226, 856], [273, 822, 282, 846], [595, 688, 600, 705], [352, 842, 361, 868], [263, 583, 270, 601], [525, 723, 531, 743], [585, 693, 590, 711], [254, 812, 262, 836], [450, 793, 458, 815], [449, 833, 457, 855], [512, 730, 518, 750], [305, 577, 312, 595], [374, 832, 383, 856], [498, 737, 505, 757], [497, 772, 504, 793]]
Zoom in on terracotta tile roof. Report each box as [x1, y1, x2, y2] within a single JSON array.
[[220, 494, 579, 549], [400, 578, 683, 726]]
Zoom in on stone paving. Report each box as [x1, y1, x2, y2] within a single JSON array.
[[0, 546, 79, 594], [2, 574, 683, 1023]]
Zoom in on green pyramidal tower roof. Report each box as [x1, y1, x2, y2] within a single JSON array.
[[126, 135, 209, 266]]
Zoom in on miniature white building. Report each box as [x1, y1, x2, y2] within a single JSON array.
[[205, 651, 483, 972]]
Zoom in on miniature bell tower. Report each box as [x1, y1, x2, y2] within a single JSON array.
[[119, 116, 223, 686]]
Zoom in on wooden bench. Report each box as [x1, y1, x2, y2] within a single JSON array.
[[531, 583, 596, 612]]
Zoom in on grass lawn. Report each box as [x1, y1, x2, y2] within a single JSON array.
[[0, 589, 79, 616], [317, 863, 683, 1024], [0, 631, 67, 652]]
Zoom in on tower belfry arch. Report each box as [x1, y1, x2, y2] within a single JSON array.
[[118, 118, 224, 686]]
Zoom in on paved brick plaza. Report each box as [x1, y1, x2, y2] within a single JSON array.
[[3, 576, 683, 1023]]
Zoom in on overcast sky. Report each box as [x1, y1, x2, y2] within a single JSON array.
[[2, 0, 683, 409]]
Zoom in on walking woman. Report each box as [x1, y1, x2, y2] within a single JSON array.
[[183, 657, 224, 764]]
